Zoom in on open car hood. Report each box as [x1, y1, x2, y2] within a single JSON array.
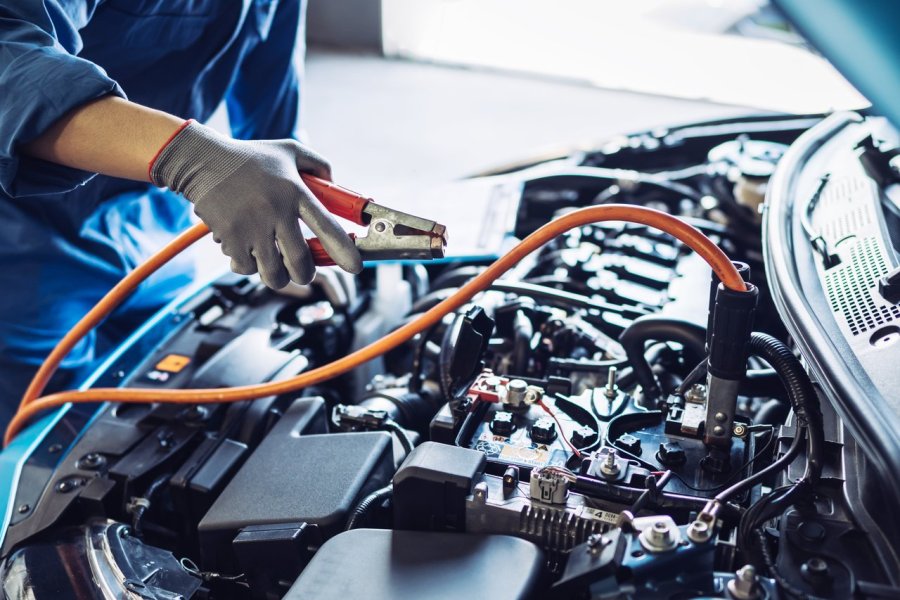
[[774, 0, 900, 129]]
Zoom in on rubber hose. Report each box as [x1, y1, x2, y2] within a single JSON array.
[[618, 317, 707, 400]]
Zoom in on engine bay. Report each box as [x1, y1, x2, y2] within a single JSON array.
[[3, 113, 898, 599]]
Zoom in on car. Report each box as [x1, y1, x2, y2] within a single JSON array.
[[0, 2, 897, 598]]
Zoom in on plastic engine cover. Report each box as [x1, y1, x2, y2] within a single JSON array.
[[285, 528, 544, 600]]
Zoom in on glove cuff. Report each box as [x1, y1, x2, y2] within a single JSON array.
[[149, 120, 252, 202]]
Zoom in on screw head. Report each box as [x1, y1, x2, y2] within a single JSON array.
[[76, 452, 106, 471], [55, 476, 84, 493], [805, 557, 828, 574], [16, 504, 30, 514]]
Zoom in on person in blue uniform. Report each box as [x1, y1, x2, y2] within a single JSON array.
[[0, 1, 361, 424]]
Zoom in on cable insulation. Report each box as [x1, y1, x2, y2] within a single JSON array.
[[7, 205, 745, 445]]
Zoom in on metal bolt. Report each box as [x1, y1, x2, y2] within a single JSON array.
[[184, 405, 208, 421], [76, 452, 106, 471], [483, 376, 503, 391], [507, 379, 527, 393], [157, 429, 175, 448], [685, 384, 707, 403], [55, 477, 84, 494], [805, 557, 828, 574], [712, 425, 725, 436], [648, 521, 672, 546], [48, 444, 62, 454], [586, 533, 609, 556], [17, 504, 30, 515], [599, 449, 620, 477], [687, 519, 712, 543], [636, 516, 680, 552], [473, 482, 488, 502], [715, 412, 727, 423], [733, 423, 748, 437], [727, 564, 760, 600], [604, 367, 619, 398]]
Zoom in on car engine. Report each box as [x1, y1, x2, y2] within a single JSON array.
[[2, 113, 898, 599]]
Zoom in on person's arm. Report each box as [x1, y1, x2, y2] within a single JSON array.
[[21, 96, 184, 182], [4, 2, 360, 288]]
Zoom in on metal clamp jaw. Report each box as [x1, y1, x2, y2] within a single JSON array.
[[357, 202, 448, 261]]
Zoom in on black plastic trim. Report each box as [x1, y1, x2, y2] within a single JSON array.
[[763, 112, 900, 577]]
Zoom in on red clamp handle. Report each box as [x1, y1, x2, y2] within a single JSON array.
[[307, 233, 357, 267], [300, 174, 370, 226]]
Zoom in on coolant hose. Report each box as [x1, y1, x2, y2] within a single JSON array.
[[747, 333, 824, 482], [618, 317, 707, 400], [7, 205, 746, 445]]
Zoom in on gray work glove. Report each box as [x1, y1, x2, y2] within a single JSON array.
[[150, 121, 362, 289]]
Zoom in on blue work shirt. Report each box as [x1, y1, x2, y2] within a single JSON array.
[[0, 0, 306, 403]]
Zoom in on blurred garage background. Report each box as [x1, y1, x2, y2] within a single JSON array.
[[295, 0, 862, 196]]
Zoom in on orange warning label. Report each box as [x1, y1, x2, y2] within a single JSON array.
[[155, 354, 191, 373]]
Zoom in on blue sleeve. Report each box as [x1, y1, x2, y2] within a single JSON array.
[[226, 0, 304, 141], [0, 1, 125, 199]]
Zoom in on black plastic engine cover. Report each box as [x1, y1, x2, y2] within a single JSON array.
[[284, 528, 544, 600], [198, 399, 393, 572]]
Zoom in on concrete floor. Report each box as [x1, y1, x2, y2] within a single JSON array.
[[302, 50, 757, 196]]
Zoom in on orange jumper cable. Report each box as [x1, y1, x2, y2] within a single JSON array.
[[6, 200, 745, 446]]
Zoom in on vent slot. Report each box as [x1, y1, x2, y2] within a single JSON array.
[[814, 176, 875, 243], [825, 237, 900, 336]]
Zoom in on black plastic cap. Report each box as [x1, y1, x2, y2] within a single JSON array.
[[708, 282, 759, 380], [706, 262, 751, 351]]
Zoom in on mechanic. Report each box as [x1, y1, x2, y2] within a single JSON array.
[[0, 1, 361, 425]]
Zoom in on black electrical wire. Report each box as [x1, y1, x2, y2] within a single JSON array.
[[747, 333, 824, 483], [346, 484, 394, 530], [383, 420, 415, 457], [131, 472, 171, 536], [454, 399, 491, 448], [675, 357, 708, 396], [715, 427, 805, 503], [629, 470, 673, 513], [663, 426, 776, 493], [572, 474, 743, 519]]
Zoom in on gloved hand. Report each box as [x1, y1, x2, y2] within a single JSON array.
[[150, 120, 362, 289]]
